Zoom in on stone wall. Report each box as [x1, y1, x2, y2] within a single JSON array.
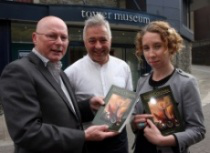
[[38, 0, 120, 7], [192, 40, 210, 66], [173, 39, 192, 73]]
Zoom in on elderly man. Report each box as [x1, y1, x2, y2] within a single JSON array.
[[0, 16, 116, 153]]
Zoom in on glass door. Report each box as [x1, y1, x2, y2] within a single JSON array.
[[125, 48, 140, 91], [68, 46, 86, 65], [111, 47, 140, 91], [66, 46, 141, 91]]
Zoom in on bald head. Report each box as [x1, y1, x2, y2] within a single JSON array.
[[33, 16, 69, 62], [36, 16, 68, 33]]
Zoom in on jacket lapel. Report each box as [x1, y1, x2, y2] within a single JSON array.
[[27, 52, 80, 120], [61, 72, 81, 121]]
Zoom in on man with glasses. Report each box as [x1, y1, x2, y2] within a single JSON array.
[[0, 16, 116, 153]]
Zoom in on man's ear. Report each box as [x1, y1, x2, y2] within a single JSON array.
[[32, 32, 37, 45]]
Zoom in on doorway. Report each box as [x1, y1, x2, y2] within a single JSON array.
[[67, 46, 140, 90]]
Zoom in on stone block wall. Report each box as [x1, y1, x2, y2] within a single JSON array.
[[38, 0, 120, 7], [173, 39, 192, 73], [192, 40, 210, 66]]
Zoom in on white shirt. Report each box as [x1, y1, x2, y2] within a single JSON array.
[[64, 55, 133, 101]]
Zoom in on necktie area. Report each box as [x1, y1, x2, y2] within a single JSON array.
[[47, 61, 76, 114], [47, 61, 62, 85]]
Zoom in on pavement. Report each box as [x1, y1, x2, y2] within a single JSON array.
[[187, 65, 210, 153], [0, 64, 210, 153]]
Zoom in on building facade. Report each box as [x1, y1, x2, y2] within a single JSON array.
[[0, 0, 193, 89], [192, 4, 210, 66]]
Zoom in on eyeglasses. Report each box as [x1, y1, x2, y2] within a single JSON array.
[[36, 32, 69, 42]]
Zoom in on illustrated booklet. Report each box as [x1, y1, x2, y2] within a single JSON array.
[[140, 86, 184, 135], [92, 85, 137, 132]]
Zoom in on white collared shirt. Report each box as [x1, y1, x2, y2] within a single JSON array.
[[65, 55, 133, 101]]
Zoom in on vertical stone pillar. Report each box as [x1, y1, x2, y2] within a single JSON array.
[[173, 39, 192, 73]]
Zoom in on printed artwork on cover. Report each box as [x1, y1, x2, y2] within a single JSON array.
[[100, 93, 131, 126], [140, 86, 184, 135]]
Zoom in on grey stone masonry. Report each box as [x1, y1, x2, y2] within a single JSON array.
[[173, 39, 192, 73]]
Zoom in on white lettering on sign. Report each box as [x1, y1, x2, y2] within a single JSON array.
[[81, 10, 150, 24]]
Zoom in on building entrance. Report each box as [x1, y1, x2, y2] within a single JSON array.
[[10, 21, 151, 90], [68, 45, 140, 90]]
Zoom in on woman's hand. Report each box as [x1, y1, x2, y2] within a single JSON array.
[[144, 119, 163, 144], [144, 119, 176, 146], [132, 114, 153, 130]]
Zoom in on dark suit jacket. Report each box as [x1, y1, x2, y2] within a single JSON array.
[[0, 52, 94, 153]]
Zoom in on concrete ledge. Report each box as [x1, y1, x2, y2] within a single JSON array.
[[0, 140, 13, 147], [0, 115, 14, 153], [0, 142, 14, 153]]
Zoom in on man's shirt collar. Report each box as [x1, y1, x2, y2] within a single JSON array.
[[32, 48, 62, 69]]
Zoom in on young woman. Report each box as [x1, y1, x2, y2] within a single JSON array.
[[131, 21, 206, 153]]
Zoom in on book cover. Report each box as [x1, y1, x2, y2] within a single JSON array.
[[140, 86, 184, 135], [92, 85, 136, 132]]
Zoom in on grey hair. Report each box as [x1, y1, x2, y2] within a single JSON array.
[[83, 13, 112, 40]]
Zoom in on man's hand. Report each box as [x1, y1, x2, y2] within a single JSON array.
[[90, 96, 105, 111], [85, 125, 117, 141]]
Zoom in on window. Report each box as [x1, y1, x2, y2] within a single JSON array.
[[11, 22, 35, 43], [182, 0, 191, 28]]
